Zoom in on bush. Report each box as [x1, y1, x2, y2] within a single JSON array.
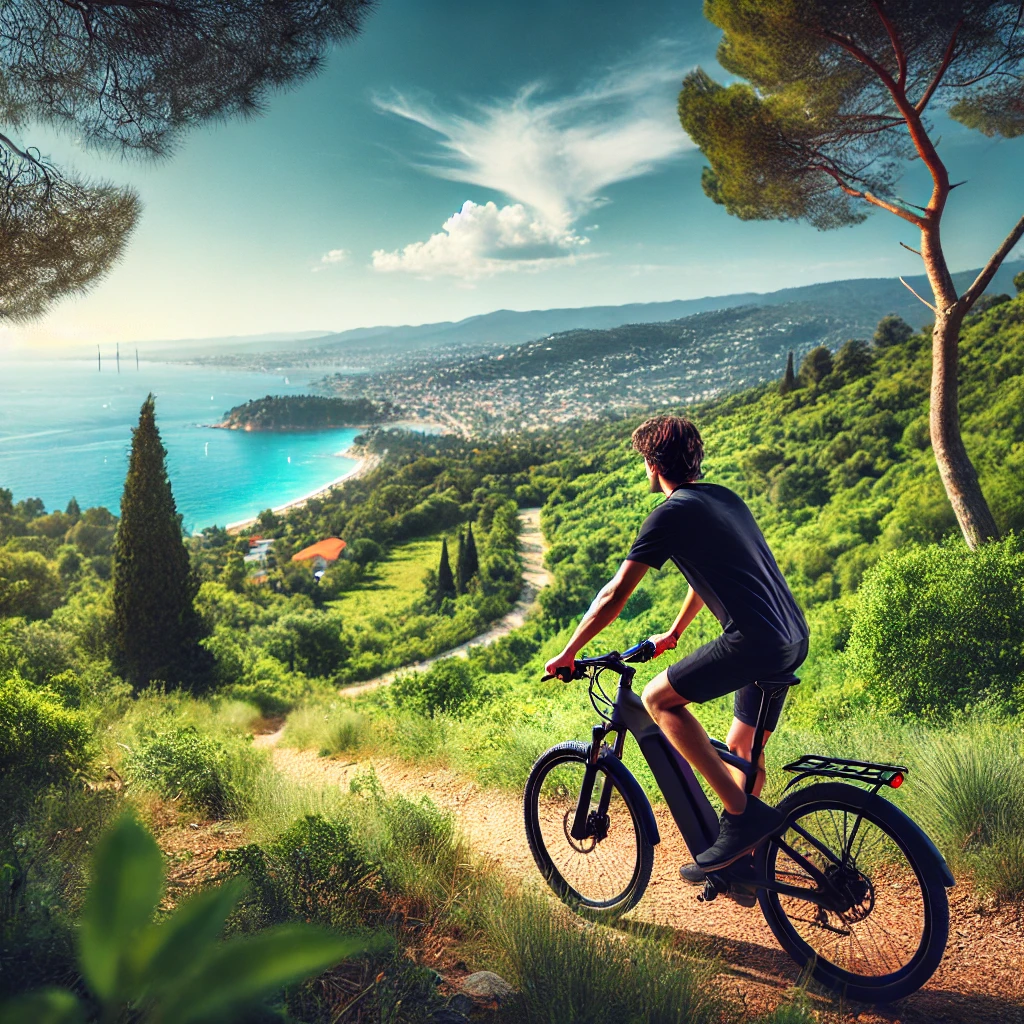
[[846, 535, 1024, 716], [390, 658, 478, 717], [123, 724, 269, 819], [0, 673, 91, 822], [226, 814, 375, 930]]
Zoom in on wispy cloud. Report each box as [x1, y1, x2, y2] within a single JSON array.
[[371, 47, 693, 277]]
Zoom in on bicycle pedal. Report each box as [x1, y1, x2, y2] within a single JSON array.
[[697, 879, 718, 903]]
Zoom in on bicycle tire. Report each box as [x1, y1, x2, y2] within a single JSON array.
[[756, 781, 950, 1003], [524, 741, 654, 916]]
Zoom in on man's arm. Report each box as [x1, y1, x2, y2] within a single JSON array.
[[649, 586, 705, 657], [544, 560, 649, 678]]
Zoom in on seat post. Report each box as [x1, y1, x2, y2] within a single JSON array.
[[746, 683, 774, 795]]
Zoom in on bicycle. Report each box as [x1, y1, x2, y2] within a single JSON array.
[[524, 640, 953, 1004]]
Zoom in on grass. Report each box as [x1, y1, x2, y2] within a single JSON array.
[[488, 894, 727, 1024], [329, 535, 443, 625]]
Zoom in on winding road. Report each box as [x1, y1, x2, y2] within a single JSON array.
[[339, 508, 550, 698]]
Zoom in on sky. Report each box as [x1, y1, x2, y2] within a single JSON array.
[[4, 0, 1024, 350]]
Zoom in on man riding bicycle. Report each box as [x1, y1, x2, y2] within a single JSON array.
[[544, 415, 808, 879]]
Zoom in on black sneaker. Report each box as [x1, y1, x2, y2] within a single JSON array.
[[695, 796, 784, 872], [679, 862, 706, 886]]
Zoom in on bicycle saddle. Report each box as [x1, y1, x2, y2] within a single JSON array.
[[754, 674, 800, 695]]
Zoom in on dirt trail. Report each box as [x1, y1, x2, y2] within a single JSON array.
[[340, 508, 550, 698], [255, 733, 1024, 1024]]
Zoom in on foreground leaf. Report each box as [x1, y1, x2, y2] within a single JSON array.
[[78, 814, 164, 1001], [162, 925, 380, 1024], [140, 879, 247, 991]]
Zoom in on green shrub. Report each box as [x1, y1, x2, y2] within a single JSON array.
[[846, 535, 1024, 716], [226, 814, 375, 930], [123, 724, 269, 819], [391, 657, 478, 717], [0, 673, 91, 822]]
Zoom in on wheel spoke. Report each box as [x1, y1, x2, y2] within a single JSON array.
[[770, 799, 927, 981], [534, 757, 641, 907]]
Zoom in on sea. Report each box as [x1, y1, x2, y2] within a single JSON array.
[[0, 356, 363, 533]]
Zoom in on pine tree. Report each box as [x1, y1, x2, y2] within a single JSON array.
[[780, 351, 797, 394], [436, 538, 456, 607], [65, 496, 81, 519], [113, 395, 207, 691]]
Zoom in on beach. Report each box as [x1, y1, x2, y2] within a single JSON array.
[[224, 449, 381, 533]]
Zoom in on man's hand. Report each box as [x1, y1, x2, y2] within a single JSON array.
[[544, 649, 577, 681], [648, 631, 679, 658]]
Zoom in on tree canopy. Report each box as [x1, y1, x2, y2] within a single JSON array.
[[679, 1, 1024, 229], [0, 0, 375, 321]]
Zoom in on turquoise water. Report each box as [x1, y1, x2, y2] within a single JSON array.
[[0, 358, 361, 533]]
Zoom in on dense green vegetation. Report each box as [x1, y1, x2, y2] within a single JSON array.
[[218, 395, 392, 431]]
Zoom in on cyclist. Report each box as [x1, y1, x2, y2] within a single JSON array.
[[544, 415, 808, 880]]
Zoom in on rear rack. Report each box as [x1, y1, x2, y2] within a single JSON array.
[[783, 754, 908, 790]]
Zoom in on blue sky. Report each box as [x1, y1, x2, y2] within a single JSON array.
[[6, 0, 1024, 349]]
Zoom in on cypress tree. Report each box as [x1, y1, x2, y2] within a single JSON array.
[[113, 395, 206, 691], [779, 351, 797, 394], [463, 522, 479, 586], [436, 538, 456, 606], [454, 529, 467, 595]]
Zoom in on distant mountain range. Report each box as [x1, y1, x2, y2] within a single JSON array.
[[154, 259, 1024, 365]]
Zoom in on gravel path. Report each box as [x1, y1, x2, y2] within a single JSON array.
[[339, 508, 550, 698]]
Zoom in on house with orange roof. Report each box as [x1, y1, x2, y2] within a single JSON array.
[[291, 537, 346, 579]]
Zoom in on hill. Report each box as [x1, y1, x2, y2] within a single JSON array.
[[170, 260, 1024, 367], [215, 395, 392, 431]]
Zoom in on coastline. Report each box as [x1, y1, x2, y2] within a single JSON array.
[[224, 450, 380, 534]]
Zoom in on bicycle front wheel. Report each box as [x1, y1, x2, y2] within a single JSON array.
[[524, 741, 653, 916], [757, 781, 950, 1004]]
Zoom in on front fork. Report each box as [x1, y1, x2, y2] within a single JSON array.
[[570, 724, 624, 841]]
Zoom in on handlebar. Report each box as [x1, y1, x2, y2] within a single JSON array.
[[542, 639, 657, 682]]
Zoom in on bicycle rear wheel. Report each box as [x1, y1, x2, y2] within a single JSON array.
[[524, 741, 653, 916], [756, 781, 949, 1004]]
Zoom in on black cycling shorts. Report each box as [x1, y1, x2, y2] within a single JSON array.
[[666, 634, 808, 732]]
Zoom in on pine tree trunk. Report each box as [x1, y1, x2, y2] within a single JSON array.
[[921, 230, 1000, 549]]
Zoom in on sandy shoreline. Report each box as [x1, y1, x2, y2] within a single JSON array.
[[224, 450, 380, 534]]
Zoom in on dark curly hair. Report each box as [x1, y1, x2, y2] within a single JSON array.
[[631, 416, 704, 483]]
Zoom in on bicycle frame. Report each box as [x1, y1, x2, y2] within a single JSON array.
[[568, 652, 905, 910]]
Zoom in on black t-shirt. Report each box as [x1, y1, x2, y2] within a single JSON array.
[[627, 483, 807, 646]]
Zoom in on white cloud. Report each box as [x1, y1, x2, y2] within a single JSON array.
[[372, 200, 591, 278], [320, 248, 349, 264], [372, 47, 693, 277]]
